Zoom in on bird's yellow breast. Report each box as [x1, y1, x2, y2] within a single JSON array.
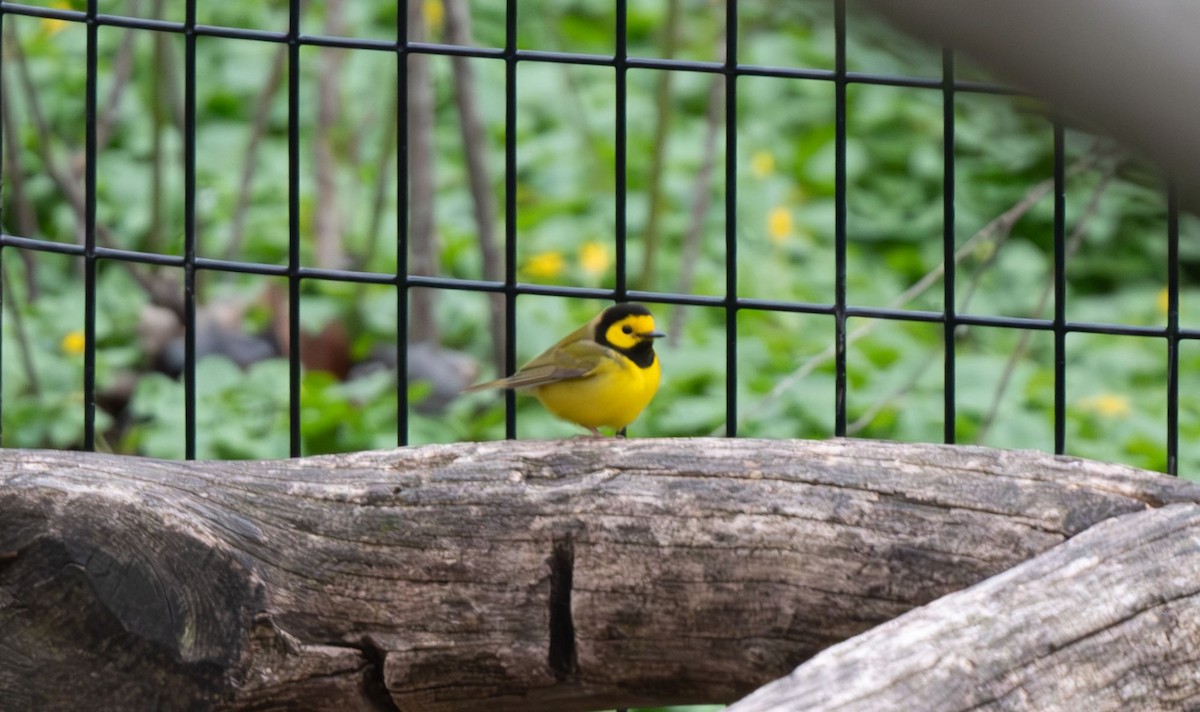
[[533, 352, 660, 431]]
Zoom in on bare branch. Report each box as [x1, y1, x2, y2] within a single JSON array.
[[406, 0, 439, 344], [733, 148, 1109, 435], [0, 261, 42, 395], [5, 21, 182, 315], [667, 38, 725, 346], [313, 0, 348, 270], [225, 45, 288, 262], [94, 0, 141, 150], [975, 157, 1122, 442], [444, 0, 505, 375], [0, 72, 43, 299], [636, 0, 683, 290]]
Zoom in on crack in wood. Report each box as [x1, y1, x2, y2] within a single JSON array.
[[356, 635, 402, 712], [0, 549, 18, 574], [548, 534, 579, 682]]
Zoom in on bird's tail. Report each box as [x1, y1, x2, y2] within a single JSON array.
[[460, 378, 508, 393]]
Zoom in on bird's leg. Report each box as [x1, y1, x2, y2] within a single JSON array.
[[574, 428, 621, 438], [616, 427, 627, 438]]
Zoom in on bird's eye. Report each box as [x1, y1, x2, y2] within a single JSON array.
[[622, 324, 633, 334]]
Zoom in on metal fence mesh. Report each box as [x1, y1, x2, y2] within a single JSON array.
[[0, 1, 1190, 476]]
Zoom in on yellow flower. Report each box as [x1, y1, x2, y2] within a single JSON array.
[[41, 2, 72, 36], [750, 151, 775, 179], [767, 205, 792, 244], [524, 250, 565, 280], [1156, 287, 1170, 316], [579, 241, 609, 277], [424, 0, 444, 34], [1079, 394, 1131, 418], [61, 329, 86, 356]]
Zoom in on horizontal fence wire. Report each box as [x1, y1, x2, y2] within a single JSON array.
[[0, 1, 1021, 91], [6, 229, 1196, 338], [0, 2, 1189, 476]]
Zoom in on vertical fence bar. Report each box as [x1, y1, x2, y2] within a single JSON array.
[[182, 0, 198, 459], [0, 7, 5, 446], [1166, 183, 1180, 475], [287, 0, 303, 456], [723, 0, 738, 437], [1052, 120, 1066, 455], [396, 2, 410, 446], [833, 0, 847, 437], [941, 48, 956, 444], [82, 0, 98, 451], [614, 0, 628, 302], [504, 0, 519, 439]]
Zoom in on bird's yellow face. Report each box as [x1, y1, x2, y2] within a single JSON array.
[[603, 313, 661, 351]]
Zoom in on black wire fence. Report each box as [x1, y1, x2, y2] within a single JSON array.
[[0, 1, 1194, 476]]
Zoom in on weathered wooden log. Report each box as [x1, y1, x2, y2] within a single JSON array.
[[1, 438, 1197, 711], [729, 502, 1200, 711]]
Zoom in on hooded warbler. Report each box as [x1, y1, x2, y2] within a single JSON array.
[[464, 303, 665, 436]]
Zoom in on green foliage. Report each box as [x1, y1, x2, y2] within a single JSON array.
[[3, 0, 1198, 489]]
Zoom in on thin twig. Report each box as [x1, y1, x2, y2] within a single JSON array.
[[0, 260, 41, 396], [954, 140, 1105, 316], [94, 0, 140, 150], [555, 61, 604, 157], [845, 342, 939, 436], [730, 148, 1108, 435], [6, 21, 83, 241], [362, 86, 398, 270], [636, 0, 682, 290], [313, 0, 348, 270], [1, 72, 43, 299], [148, 28, 165, 255], [975, 156, 1121, 442], [146, 0, 178, 255], [406, 0, 439, 343], [225, 45, 287, 261], [155, 24, 186, 135], [6, 21, 182, 315], [667, 35, 725, 347], [444, 0, 505, 375]]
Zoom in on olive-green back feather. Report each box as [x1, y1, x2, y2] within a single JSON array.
[[461, 313, 609, 392]]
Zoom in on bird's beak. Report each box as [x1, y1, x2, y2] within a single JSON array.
[[646, 330, 667, 339]]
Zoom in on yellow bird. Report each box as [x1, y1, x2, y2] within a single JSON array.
[[464, 303, 665, 436]]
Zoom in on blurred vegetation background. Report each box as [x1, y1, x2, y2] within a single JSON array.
[[4, 0, 1200, 488]]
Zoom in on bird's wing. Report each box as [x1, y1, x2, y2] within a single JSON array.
[[462, 339, 617, 392]]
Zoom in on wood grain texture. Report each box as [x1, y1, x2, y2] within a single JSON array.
[[1, 438, 1197, 711], [729, 503, 1200, 712]]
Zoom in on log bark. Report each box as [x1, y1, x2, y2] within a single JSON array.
[[729, 502, 1200, 712], [1, 438, 1198, 711]]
